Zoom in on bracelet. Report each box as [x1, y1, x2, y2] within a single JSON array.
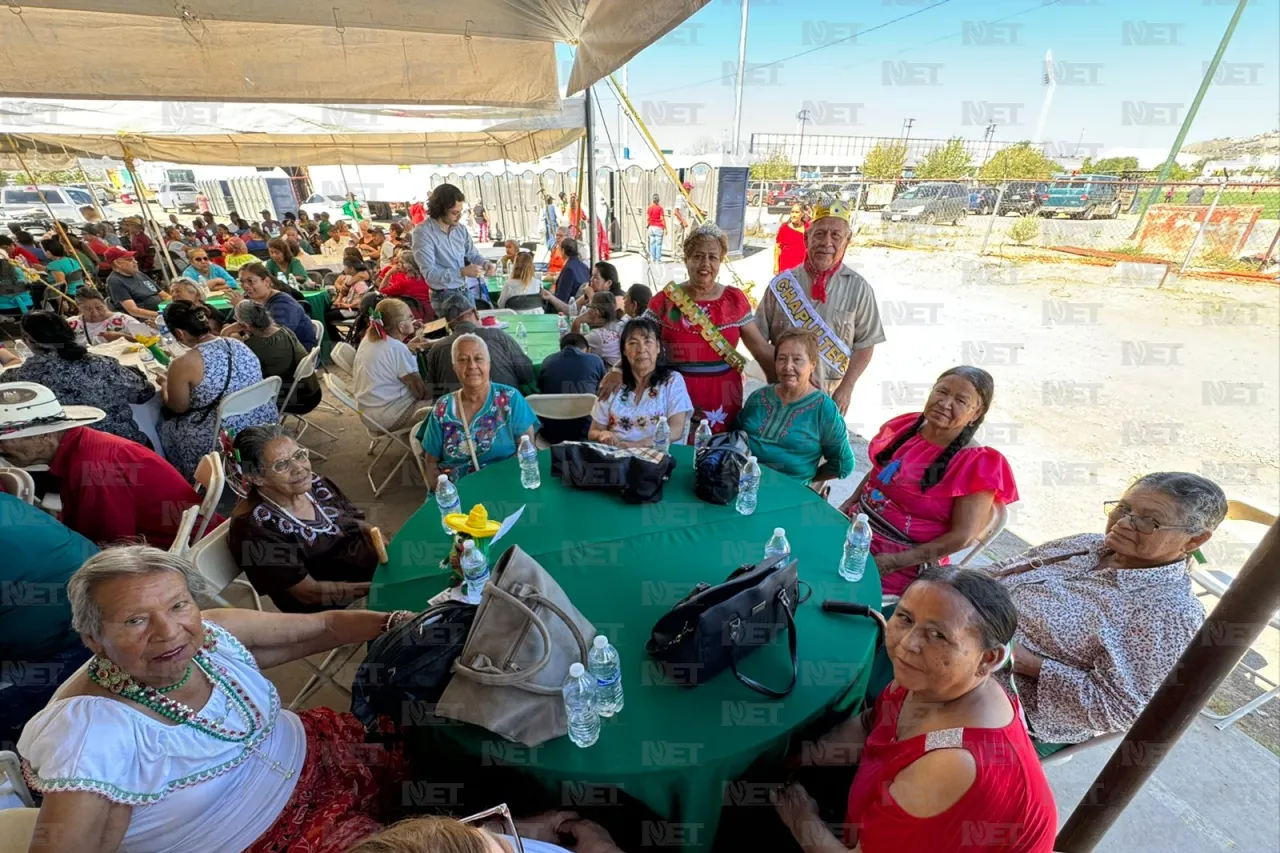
[[380, 610, 414, 633]]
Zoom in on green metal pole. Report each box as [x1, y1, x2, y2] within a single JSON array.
[[1134, 0, 1249, 224]]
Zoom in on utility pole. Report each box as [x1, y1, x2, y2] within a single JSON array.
[[982, 122, 997, 165], [731, 0, 750, 156], [796, 108, 812, 179]]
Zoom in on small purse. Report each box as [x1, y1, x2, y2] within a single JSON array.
[[645, 554, 805, 698], [694, 430, 751, 505], [550, 441, 675, 504]]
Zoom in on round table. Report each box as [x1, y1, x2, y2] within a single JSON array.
[[371, 445, 881, 850]]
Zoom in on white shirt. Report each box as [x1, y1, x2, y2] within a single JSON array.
[[19, 622, 305, 853], [591, 371, 694, 444], [497, 276, 541, 309], [353, 335, 417, 409], [68, 312, 152, 345]]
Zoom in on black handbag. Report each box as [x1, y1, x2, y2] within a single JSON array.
[[350, 600, 477, 730], [550, 441, 675, 504], [694, 430, 751, 505], [644, 554, 805, 697]]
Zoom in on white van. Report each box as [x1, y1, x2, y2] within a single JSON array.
[[157, 182, 201, 212], [0, 185, 96, 225]]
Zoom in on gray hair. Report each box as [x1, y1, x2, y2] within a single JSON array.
[[451, 332, 490, 363], [68, 546, 208, 639], [682, 221, 728, 260], [1130, 471, 1228, 533], [234, 298, 274, 332], [232, 423, 295, 478], [171, 277, 202, 297]]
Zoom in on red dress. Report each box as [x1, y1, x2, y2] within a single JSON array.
[[857, 413, 1018, 595], [775, 221, 807, 273], [846, 685, 1056, 853], [644, 286, 751, 432]]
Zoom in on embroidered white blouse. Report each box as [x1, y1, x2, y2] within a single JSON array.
[[18, 621, 305, 853]]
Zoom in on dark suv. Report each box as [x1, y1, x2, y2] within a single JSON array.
[[995, 181, 1048, 216]]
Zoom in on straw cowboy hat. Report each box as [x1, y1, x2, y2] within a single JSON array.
[[444, 504, 502, 538], [0, 382, 105, 441]]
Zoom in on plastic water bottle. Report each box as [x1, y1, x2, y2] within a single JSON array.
[[840, 513, 873, 583], [735, 455, 760, 516], [764, 527, 791, 561], [156, 316, 178, 351], [518, 434, 540, 489], [653, 415, 670, 454], [434, 475, 460, 535], [587, 635, 624, 717], [12, 339, 34, 361], [515, 321, 528, 352], [459, 539, 489, 605], [557, 313, 569, 334], [563, 662, 600, 747], [693, 420, 713, 451]]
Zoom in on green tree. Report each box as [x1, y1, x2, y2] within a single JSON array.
[[978, 142, 1060, 183], [913, 138, 973, 180], [1086, 156, 1140, 175], [750, 150, 795, 181], [862, 140, 908, 180]]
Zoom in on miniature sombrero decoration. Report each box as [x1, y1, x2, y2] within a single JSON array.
[[444, 503, 502, 538]]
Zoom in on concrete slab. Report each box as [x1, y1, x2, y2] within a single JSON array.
[[1044, 718, 1280, 852]]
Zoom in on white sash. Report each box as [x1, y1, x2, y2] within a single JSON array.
[[768, 270, 851, 378]]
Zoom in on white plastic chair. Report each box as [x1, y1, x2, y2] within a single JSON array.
[[0, 751, 33, 807], [324, 374, 420, 496], [187, 520, 263, 610], [168, 505, 201, 556], [192, 451, 226, 542], [1195, 499, 1279, 729], [1039, 731, 1126, 767], [524, 392, 598, 449], [310, 318, 325, 352], [329, 341, 357, 375], [279, 344, 337, 459], [0, 467, 35, 504], [212, 376, 282, 453], [410, 415, 430, 486], [949, 501, 1009, 568]]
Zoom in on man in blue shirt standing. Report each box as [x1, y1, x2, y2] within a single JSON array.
[[0, 492, 99, 746], [411, 183, 494, 317]]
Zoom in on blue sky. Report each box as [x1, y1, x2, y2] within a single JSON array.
[[574, 0, 1279, 159]]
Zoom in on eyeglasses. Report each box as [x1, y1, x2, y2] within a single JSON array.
[[458, 803, 524, 853], [191, 256, 209, 262], [268, 447, 311, 474], [1103, 501, 1197, 535]]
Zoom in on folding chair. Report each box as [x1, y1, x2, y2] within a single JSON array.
[[279, 345, 338, 459], [324, 373, 420, 496], [524, 393, 597, 450], [1195, 499, 1280, 729], [504, 293, 545, 313], [168, 505, 201, 556], [409, 415, 430, 484], [211, 376, 282, 452], [0, 751, 33, 807], [329, 341, 357, 375], [1039, 731, 1125, 767], [0, 467, 35, 503], [186, 520, 262, 610], [310, 319, 325, 350], [949, 502, 1009, 568], [192, 451, 226, 542]]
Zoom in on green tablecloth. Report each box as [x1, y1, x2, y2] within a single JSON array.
[[371, 445, 881, 850], [504, 312, 562, 367]]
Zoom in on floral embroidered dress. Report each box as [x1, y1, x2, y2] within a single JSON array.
[[857, 412, 1019, 596], [591, 372, 694, 445], [735, 385, 854, 482], [417, 383, 540, 482], [643, 285, 752, 432]]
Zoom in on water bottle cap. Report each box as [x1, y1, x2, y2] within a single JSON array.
[[855, 513, 869, 523], [569, 662, 585, 677], [594, 635, 609, 649], [462, 539, 476, 552], [773, 527, 785, 537], [437, 474, 450, 485]]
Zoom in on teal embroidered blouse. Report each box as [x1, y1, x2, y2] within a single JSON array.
[[735, 385, 855, 482]]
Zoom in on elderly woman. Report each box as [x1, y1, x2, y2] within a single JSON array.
[[419, 333, 540, 486], [180, 247, 237, 293], [845, 365, 1019, 597], [232, 300, 322, 414], [378, 250, 433, 310], [158, 300, 277, 481], [589, 317, 692, 448], [609, 222, 773, 432], [773, 566, 1055, 853], [228, 425, 377, 612], [991, 472, 1226, 752], [222, 237, 259, 272], [4, 310, 157, 446], [736, 328, 854, 484], [170, 277, 227, 330], [68, 286, 151, 345], [18, 546, 412, 853], [352, 297, 432, 430]]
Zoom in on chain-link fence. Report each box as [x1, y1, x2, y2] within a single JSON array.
[[743, 178, 1280, 278]]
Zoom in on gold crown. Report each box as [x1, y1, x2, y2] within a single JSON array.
[[811, 199, 851, 223]]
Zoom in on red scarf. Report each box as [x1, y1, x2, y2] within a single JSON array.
[[803, 257, 840, 304]]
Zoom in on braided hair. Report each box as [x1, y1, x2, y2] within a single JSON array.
[[873, 366, 995, 491]]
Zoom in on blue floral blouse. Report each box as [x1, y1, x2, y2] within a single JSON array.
[[417, 383, 540, 481]]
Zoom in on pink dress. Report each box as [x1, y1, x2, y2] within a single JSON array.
[[857, 412, 1019, 595]]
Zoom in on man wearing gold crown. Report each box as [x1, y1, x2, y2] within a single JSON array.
[[755, 199, 884, 414]]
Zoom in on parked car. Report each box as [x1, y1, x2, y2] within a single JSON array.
[[1039, 174, 1121, 219], [0, 184, 96, 225], [968, 187, 999, 215], [995, 181, 1048, 216], [156, 182, 201, 212], [881, 182, 968, 225], [748, 181, 778, 206]]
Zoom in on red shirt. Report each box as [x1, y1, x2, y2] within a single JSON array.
[[8, 244, 41, 266], [128, 231, 156, 270], [646, 203, 665, 229], [775, 221, 807, 273], [379, 271, 434, 317], [50, 427, 205, 549], [846, 685, 1056, 853]]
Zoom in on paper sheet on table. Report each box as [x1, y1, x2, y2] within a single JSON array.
[[424, 505, 525, 607]]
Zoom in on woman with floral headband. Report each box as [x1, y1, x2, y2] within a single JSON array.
[[351, 297, 432, 431]]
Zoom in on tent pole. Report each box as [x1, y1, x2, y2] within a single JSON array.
[[59, 142, 107, 220], [122, 149, 181, 285], [585, 86, 598, 267], [9, 143, 85, 311]]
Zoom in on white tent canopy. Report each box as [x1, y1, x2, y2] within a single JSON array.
[[0, 99, 586, 168], [0, 0, 709, 105]]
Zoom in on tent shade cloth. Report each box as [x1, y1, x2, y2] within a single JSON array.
[[0, 0, 710, 104]]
